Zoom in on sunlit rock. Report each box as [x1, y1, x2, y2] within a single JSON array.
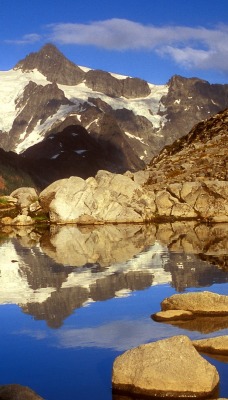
[[193, 336, 228, 356], [112, 335, 219, 398], [152, 309, 194, 322], [161, 291, 228, 315]]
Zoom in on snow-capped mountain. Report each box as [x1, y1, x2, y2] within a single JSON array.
[[1, 43, 227, 167]]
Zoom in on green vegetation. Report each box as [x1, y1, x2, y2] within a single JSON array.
[[0, 197, 9, 205], [32, 214, 49, 222], [0, 164, 36, 195]]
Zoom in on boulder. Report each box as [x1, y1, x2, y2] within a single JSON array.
[[1, 217, 13, 225], [38, 169, 228, 224], [0, 384, 44, 400], [39, 171, 156, 224], [112, 335, 219, 398], [161, 291, 228, 315], [152, 309, 194, 322], [193, 336, 228, 356], [10, 187, 38, 212]]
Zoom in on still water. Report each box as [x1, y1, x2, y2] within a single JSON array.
[[0, 222, 227, 399]]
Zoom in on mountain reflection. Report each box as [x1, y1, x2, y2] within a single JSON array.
[[0, 222, 227, 328]]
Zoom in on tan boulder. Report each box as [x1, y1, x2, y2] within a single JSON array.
[[10, 187, 38, 210], [1, 216, 13, 225], [112, 335, 219, 398], [193, 336, 228, 356], [155, 190, 175, 217], [161, 291, 228, 315], [152, 309, 194, 322]]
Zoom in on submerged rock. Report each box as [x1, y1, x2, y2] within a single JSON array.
[[152, 309, 194, 322], [0, 384, 44, 400], [193, 336, 228, 356], [112, 335, 219, 398]]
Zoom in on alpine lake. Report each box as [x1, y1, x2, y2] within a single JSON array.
[[0, 221, 227, 400]]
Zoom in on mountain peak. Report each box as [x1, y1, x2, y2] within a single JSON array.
[[38, 43, 62, 56], [14, 43, 85, 85]]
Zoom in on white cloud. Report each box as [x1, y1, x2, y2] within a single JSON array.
[[6, 19, 228, 72], [6, 33, 41, 45], [46, 19, 228, 72]]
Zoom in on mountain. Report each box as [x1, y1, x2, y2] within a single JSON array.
[[0, 43, 227, 168], [22, 123, 143, 188], [146, 108, 228, 186]]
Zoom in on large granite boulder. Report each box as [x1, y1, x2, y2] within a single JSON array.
[[161, 291, 228, 315], [39, 171, 155, 224], [112, 335, 219, 398]]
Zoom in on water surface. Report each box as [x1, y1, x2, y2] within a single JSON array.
[[0, 222, 227, 399]]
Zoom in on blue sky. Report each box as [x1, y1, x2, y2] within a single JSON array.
[[1, 0, 228, 84]]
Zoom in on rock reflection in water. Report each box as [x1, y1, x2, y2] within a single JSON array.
[[0, 222, 227, 328], [160, 315, 228, 334]]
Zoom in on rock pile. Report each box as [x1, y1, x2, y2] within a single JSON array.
[[113, 292, 228, 399]]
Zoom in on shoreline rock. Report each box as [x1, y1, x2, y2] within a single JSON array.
[[1, 172, 228, 225], [38, 172, 228, 224]]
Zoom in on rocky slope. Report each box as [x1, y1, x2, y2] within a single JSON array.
[[146, 108, 228, 186], [0, 43, 228, 167]]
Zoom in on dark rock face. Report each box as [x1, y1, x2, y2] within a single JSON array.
[[85, 69, 123, 97], [122, 77, 151, 98], [14, 43, 85, 85], [0, 148, 36, 195], [21, 124, 143, 189], [159, 75, 228, 146], [85, 70, 151, 98], [3, 81, 73, 152]]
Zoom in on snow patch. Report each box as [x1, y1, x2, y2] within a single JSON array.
[[74, 149, 88, 154], [17, 104, 75, 153], [51, 154, 60, 159], [85, 118, 99, 130], [0, 69, 49, 132], [125, 131, 147, 144]]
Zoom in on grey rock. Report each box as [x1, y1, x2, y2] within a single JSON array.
[[11, 187, 38, 210]]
